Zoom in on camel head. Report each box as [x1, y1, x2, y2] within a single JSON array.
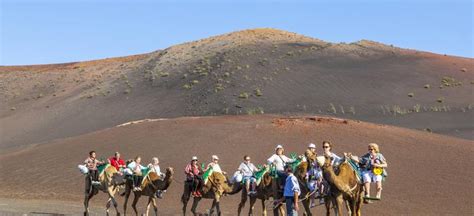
[[304, 149, 317, 163], [165, 167, 174, 178], [322, 155, 333, 168]]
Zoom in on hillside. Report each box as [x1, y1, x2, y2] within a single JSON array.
[[1, 28, 473, 149], [0, 115, 472, 215]]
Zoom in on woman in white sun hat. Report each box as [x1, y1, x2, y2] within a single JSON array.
[[267, 144, 296, 189], [205, 155, 226, 175]]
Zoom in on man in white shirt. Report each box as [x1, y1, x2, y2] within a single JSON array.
[[238, 155, 259, 195], [283, 165, 300, 216]]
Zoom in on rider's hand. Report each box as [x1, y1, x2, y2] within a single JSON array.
[[294, 202, 299, 211]]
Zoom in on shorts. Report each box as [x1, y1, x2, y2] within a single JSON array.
[[362, 170, 382, 183], [243, 176, 256, 183]]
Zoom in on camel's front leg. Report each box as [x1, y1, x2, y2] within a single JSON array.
[[131, 193, 141, 216], [145, 196, 153, 216], [84, 193, 93, 216], [123, 185, 131, 216], [261, 198, 267, 216], [238, 190, 248, 216], [191, 197, 201, 215], [248, 196, 257, 215], [151, 197, 158, 216], [302, 197, 312, 216], [334, 195, 344, 216], [106, 186, 120, 216]]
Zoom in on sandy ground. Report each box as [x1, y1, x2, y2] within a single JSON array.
[[0, 115, 473, 215]]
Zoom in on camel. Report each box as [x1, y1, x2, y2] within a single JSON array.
[[316, 154, 363, 216], [181, 171, 241, 216], [123, 167, 174, 216], [84, 164, 126, 216], [236, 170, 276, 216]]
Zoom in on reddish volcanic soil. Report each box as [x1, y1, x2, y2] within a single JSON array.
[[0, 115, 472, 215]]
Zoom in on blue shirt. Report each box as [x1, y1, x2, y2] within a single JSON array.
[[283, 173, 301, 197]]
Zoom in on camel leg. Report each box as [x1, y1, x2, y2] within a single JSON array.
[[215, 198, 222, 216], [238, 189, 248, 216], [191, 197, 201, 215], [324, 196, 331, 216], [182, 183, 191, 216], [123, 187, 131, 216], [106, 198, 112, 216], [335, 195, 344, 216], [261, 198, 267, 216], [210, 199, 217, 216], [145, 197, 153, 216], [84, 192, 94, 216], [248, 196, 257, 216], [152, 197, 158, 216], [302, 198, 312, 216], [131, 193, 141, 216], [106, 186, 120, 216]]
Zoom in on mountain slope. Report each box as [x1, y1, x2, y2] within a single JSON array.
[[1, 28, 473, 149]]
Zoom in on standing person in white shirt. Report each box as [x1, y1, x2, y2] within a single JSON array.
[[267, 145, 296, 189], [205, 155, 226, 175], [238, 155, 260, 195], [281, 165, 300, 216]]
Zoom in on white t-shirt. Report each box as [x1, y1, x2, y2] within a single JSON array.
[[207, 162, 223, 173], [267, 154, 294, 171], [148, 164, 161, 175], [238, 162, 258, 177], [127, 161, 144, 172]]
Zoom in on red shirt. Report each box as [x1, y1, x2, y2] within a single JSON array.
[[109, 157, 125, 171], [185, 163, 201, 179]]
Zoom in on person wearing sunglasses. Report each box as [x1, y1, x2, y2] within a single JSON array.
[[355, 143, 388, 202], [322, 141, 342, 166], [238, 155, 260, 195], [185, 156, 203, 197]]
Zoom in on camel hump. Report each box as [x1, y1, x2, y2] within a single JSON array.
[[147, 171, 160, 181]]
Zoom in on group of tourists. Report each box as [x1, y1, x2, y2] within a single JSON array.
[[178, 141, 388, 214], [82, 151, 164, 194], [80, 141, 388, 214]]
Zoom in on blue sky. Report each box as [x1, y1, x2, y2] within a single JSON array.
[[1, 0, 472, 65]]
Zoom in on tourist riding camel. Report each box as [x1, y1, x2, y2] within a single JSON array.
[[304, 143, 324, 207], [322, 141, 342, 166], [184, 156, 203, 197], [127, 156, 145, 191], [237, 155, 260, 195], [205, 155, 226, 175], [148, 156, 165, 198], [109, 151, 126, 172], [352, 143, 388, 202], [267, 145, 296, 188], [84, 150, 105, 186]]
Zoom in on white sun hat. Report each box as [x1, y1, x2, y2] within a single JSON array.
[[308, 143, 316, 148], [212, 155, 219, 160], [191, 156, 198, 161], [275, 144, 284, 150]]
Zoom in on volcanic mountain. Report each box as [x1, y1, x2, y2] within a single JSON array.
[[1, 28, 473, 150]]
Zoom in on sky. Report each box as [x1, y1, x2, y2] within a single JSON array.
[[1, 0, 472, 65]]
